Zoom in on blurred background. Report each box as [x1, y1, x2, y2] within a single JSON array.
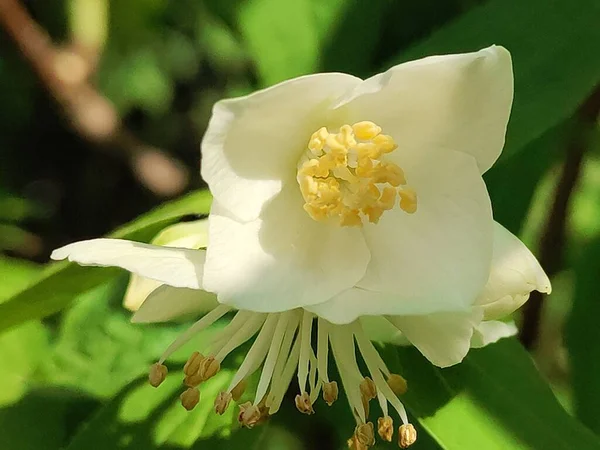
[[1, 0, 600, 449]]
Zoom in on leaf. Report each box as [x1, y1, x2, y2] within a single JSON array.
[[565, 236, 600, 435], [388, 0, 600, 163], [383, 339, 600, 449], [0, 190, 212, 333], [43, 278, 223, 399], [238, 0, 319, 86], [65, 371, 240, 449]]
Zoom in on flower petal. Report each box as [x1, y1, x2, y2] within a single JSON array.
[[476, 222, 551, 320], [51, 239, 206, 289], [359, 148, 492, 315], [132, 285, 218, 323], [359, 316, 409, 346], [387, 309, 483, 368], [470, 320, 518, 348], [335, 46, 513, 174], [202, 190, 370, 312], [201, 73, 361, 222]]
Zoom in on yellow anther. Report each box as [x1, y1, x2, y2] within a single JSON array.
[[183, 351, 203, 377], [199, 356, 220, 381], [214, 391, 232, 415], [308, 127, 329, 154], [399, 188, 418, 214], [387, 374, 408, 396], [398, 423, 417, 448], [295, 392, 315, 415], [238, 402, 261, 428], [149, 362, 168, 388], [373, 134, 397, 153], [360, 377, 377, 401], [353, 121, 382, 140], [298, 122, 416, 226], [355, 422, 375, 447], [180, 387, 200, 411], [378, 416, 394, 442], [323, 381, 339, 406]]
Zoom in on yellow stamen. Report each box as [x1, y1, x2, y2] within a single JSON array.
[[297, 122, 417, 226], [295, 391, 315, 415], [398, 423, 417, 448], [355, 422, 375, 447], [148, 362, 167, 388], [323, 381, 339, 406], [238, 402, 261, 428], [231, 379, 247, 401], [387, 374, 408, 396], [180, 387, 200, 411], [214, 391, 232, 415], [378, 416, 394, 442], [360, 377, 377, 401]]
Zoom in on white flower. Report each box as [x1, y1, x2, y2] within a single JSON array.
[[52, 46, 550, 447]]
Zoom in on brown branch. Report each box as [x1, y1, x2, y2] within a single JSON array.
[[0, 0, 189, 197], [519, 86, 600, 349]]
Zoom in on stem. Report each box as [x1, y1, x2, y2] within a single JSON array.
[[519, 86, 600, 349]]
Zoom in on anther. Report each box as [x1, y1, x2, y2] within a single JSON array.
[[199, 355, 220, 381], [231, 379, 247, 401], [352, 121, 381, 140], [323, 381, 339, 406], [295, 392, 315, 415], [355, 422, 375, 447], [183, 351, 203, 377], [148, 362, 168, 387], [214, 391, 232, 415], [238, 402, 261, 428], [377, 416, 394, 442], [399, 188, 418, 214], [360, 377, 377, 401], [387, 374, 408, 396], [398, 423, 417, 448], [180, 387, 200, 411]]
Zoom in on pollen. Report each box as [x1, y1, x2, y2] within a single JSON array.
[[298, 121, 417, 226]]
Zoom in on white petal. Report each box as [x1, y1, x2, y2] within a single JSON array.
[[51, 239, 206, 289], [131, 285, 218, 323], [202, 191, 370, 312], [201, 73, 361, 222], [476, 222, 551, 320], [335, 46, 513, 174], [359, 149, 493, 315], [470, 320, 518, 349], [387, 309, 483, 368]]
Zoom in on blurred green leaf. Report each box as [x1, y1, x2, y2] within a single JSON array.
[[390, 0, 600, 163], [0, 257, 47, 407], [566, 236, 600, 436], [43, 279, 223, 398], [239, 0, 319, 86], [0, 190, 212, 333], [383, 339, 600, 449], [65, 371, 240, 449]]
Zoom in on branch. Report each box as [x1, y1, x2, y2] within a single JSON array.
[[519, 86, 600, 349], [0, 0, 189, 197]]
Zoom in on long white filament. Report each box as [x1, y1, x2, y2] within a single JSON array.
[[353, 322, 408, 424], [159, 304, 231, 363], [297, 311, 314, 393], [215, 313, 267, 361], [268, 336, 301, 415], [317, 317, 330, 383]]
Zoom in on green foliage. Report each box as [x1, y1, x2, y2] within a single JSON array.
[[0, 190, 212, 332]]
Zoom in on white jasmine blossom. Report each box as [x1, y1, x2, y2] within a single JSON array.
[[52, 46, 550, 447]]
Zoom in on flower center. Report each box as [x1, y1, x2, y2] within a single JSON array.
[[297, 121, 417, 227]]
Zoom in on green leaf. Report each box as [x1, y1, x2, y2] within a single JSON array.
[[239, 0, 319, 86], [384, 339, 600, 449], [0, 190, 212, 333], [566, 236, 600, 435], [65, 371, 239, 449], [0, 257, 48, 406], [388, 0, 600, 162]]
